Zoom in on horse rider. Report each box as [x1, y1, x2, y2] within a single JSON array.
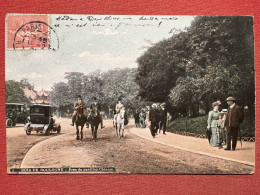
[[115, 98, 124, 114], [70, 95, 87, 126], [87, 97, 105, 129], [159, 103, 167, 135]]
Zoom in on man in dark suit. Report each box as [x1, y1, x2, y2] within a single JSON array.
[[224, 97, 244, 151], [133, 110, 140, 127], [87, 97, 105, 129], [159, 103, 167, 135], [149, 103, 160, 138]]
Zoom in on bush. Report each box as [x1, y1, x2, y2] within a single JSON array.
[[168, 114, 255, 137]]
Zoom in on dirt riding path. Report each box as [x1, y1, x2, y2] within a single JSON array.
[[6, 118, 71, 171], [19, 118, 254, 174]]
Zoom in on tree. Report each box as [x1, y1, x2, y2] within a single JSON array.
[[136, 16, 255, 117], [5, 80, 30, 104]]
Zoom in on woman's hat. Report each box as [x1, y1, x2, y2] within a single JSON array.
[[212, 100, 221, 107]]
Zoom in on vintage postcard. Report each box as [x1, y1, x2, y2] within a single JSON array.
[[5, 14, 255, 174]]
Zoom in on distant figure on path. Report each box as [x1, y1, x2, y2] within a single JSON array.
[[149, 103, 160, 138], [224, 97, 244, 151], [139, 110, 146, 128], [217, 112, 225, 149], [145, 106, 151, 128], [134, 110, 140, 127], [159, 103, 167, 135]]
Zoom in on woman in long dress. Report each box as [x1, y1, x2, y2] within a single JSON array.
[[207, 101, 221, 147], [145, 106, 151, 128]]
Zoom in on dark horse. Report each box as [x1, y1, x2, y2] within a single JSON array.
[[89, 107, 101, 141], [75, 106, 88, 141]]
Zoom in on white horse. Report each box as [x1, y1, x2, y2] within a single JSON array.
[[114, 108, 125, 138]]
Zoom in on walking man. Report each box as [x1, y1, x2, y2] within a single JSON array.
[[134, 110, 140, 128], [149, 103, 160, 138], [159, 103, 167, 135], [224, 97, 244, 151]]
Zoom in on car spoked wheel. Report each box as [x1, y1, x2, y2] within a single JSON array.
[[45, 128, 50, 136], [25, 124, 31, 135], [57, 125, 61, 134], [6, 118, 12, 128]]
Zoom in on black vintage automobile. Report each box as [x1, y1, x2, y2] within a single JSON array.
[[24, 104, 61, 136], [6, 103, 29, 128]]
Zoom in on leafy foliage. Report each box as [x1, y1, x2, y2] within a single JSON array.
[[5, 80, 30, 104], [136, 16, 255, 117], [50, 68, 141, 115]]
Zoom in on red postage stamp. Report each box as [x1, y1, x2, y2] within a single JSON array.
[[6, 14, 51, 50]]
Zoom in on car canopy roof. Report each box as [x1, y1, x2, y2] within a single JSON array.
[[30, 104, 52, 107], [6, 103, 25, 106]]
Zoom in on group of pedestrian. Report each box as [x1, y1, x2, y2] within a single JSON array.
[[207, 97, 244, 151], [134, 103, 170, 138]]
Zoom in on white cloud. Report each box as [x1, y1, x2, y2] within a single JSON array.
[[22, 72, 43, 79], [92, 29, 118, 36], [77, 50, 136, 69]]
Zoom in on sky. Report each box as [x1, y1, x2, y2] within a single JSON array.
[[5, 15, 194, 91]]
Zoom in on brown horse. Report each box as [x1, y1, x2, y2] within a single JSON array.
[[75, 106, 88, 141], [89, 107, 101, 141]]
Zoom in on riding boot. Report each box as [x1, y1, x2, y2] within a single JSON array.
[[81, 130, 83, 140], [101, 117, 105, 129], [70, 115, 75, 126], [76, 129, 79, 140]]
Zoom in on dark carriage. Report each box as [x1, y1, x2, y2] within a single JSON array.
[[24, 104, 61, 136], [6, 103, 29, 128]]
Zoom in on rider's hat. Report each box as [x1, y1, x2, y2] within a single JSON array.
[[152, 103, 157, 108], [225, 97, 236, 101], [160, 103, 166, 107], [118, 97, 122, 101], [77, 95, 82, 99], [93, 97, 97, 100]]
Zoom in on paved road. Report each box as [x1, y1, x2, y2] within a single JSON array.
[[7, 118, 254, 174]]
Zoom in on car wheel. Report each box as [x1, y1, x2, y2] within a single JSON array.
[[57, 125, 61, 134], [25, 126, 31, 135], [6, 118, 12, 128], [45, 129, 50, 136]]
